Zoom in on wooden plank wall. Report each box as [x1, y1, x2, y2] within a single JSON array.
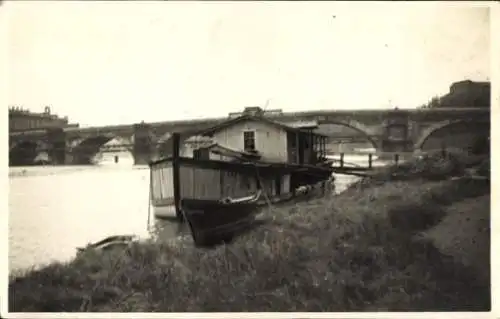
[[150, 161, 175, 205], [211, 119, 288, 162], [179, 166, 222, 200], [177, 163, 286, 201]]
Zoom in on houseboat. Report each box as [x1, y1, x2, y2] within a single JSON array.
[[148, 107, 334, 221]]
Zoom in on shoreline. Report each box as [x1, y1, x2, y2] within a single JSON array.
[[8, 150, 491, 312], [8, 164, 150, 178]]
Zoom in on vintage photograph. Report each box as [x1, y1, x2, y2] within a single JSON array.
[[6, 1, 491, 314]]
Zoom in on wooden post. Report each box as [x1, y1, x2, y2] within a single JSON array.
[[255, 170, 262, 191], [368, 153, 373, 169], [318, 137, 322, 160], [295, 132, 300, 164], [314, 135, 318, 162], [394, 153, 399, 165], [318, 137, 321, 156], [322, 137, 325, 159], [340, 153, 344, 168], [172, 132, 182, 221], [220, 169, 224, 198], [319, 137, 322, 158], [275, 175, 281, 196], [310, 132, 314, 163]]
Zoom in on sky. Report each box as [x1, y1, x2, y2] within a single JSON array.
[[6, 1, 491, 127]]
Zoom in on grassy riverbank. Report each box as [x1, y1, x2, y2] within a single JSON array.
[[9, 151, 490, 312]]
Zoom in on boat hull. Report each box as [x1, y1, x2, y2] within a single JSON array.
[[180, 197, 260, 247]]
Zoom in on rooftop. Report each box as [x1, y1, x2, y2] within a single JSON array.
[[200, 110, 328, 137]]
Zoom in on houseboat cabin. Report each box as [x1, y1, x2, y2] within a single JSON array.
[[197, 108, 329, 165], [149, 107, 332, 219]]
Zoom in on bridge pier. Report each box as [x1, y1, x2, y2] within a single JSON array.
[[380, 110, 413, 154], [46, 128, 67, 165], [133, 123, 153, 165], [64, 152, 76, 165], [8, 128, 68, 166]]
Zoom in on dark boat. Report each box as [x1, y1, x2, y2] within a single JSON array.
[[180, 190, 262, 247], [76, 235, 138, 254]]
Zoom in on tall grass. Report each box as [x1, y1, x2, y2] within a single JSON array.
[[9, 151, 491, 312]]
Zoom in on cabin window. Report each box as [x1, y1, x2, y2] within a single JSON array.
[[193, 149, 201, 159], [193, 148, 209, 160], [243, 131, 256, 151]]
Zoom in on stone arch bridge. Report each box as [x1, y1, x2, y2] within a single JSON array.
[[9, 107, 490, 166]]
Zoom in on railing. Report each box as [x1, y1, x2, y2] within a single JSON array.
[[329, 152, 404, 172]]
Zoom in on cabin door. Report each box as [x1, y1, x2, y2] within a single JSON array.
[[298, 134, 305, 165], [287, 132, 306, 165]]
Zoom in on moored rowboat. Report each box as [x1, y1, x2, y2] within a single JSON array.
[[76, 235, 138, 254]]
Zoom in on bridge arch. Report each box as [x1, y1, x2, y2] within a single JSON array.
[[316, 118, 380, 151], [69, 134, 134, 165], [155, 132, 173, 157], [9, 140, 50, 166], [155, 129, 203, 158], [414, 119, 490, 151]]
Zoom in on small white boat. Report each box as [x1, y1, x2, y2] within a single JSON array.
[[152, 204, 178, 220]]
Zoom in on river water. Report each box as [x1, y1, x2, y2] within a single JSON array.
[[8, 154, 388, 274]]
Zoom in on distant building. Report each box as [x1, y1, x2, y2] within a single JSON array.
[[438, 80, 490, 107], [9, 106, 79, 132]]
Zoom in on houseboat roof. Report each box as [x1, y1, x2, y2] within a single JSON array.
[[201, 143, 262, 161], [184, 135, 213, 143], [199, 114, 329, 137]]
